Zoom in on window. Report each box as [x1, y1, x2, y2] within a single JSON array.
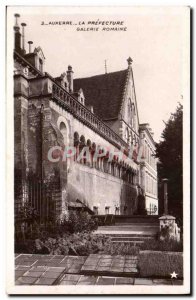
[[131, 103, 135, 128], [60, 122, 67, 146], [93, 206, 98, 215], [125, 128, 129, 143], [115, 207, 120, 215], [105, 206, 110, 215], [39, 58, 43, 72]]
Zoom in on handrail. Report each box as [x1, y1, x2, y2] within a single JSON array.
[[51, 82, 129, 150]]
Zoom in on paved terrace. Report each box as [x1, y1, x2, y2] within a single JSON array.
[[15, 254, 183, 286]]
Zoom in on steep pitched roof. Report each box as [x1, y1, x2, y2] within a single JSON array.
[[73, 69, 128, 120]]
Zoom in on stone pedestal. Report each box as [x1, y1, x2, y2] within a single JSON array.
[[159, 215, 180, 242]]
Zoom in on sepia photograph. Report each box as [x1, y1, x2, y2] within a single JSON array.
[[6, 6, 190, 294]]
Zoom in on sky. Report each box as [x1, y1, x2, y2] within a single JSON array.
[[8, 6, 188, 141]]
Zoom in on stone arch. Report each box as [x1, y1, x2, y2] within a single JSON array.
[[59, 122, 67, 146], [87, 139, 92, 148], [80, 135, 86, 146], [74, 131, 79, 146], [92, 142, 96, 150], [57, 116, 70, 145]]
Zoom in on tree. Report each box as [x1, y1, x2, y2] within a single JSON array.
[[156, 103, 183, 223]]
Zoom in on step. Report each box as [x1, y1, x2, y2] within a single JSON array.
[[114, 223, 159, 227], [111, 240, 144, 244], [94, 231, 157, 237], [100, 227, 159, 231], [97, 225, 159, 229], [110, 236, 154, 241]]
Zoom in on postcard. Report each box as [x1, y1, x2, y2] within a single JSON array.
[[6, 6, 190, 294]]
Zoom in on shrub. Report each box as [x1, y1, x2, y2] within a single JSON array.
[[15, 209, 98, 244], [140, 238, 183, 252], [58, 211, 98, 233], [15, 233, 111, 256], [138, 250, 183, 278], [101, 242, 140, 256]]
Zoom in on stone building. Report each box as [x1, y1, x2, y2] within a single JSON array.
[[13, 15, 158, 222], [139, 124, 158, 214]]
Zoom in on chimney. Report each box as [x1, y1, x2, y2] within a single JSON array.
[[14, 14, 21, 51], [21, 23, 27, 53], [28, 41, 33, 53], [67, 65, 74, 93], [127, 56, 133, 67]]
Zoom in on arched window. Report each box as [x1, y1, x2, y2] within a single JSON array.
[[74, 131, 79, 146], [74, 131, 79, 161], [87, 139, 92, 148], [59, 122, 67, 146], [80, 135, 86, 146], [91, 142, 96, 168]]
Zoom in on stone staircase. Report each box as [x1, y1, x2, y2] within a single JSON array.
[[94, 216, 160, 246]]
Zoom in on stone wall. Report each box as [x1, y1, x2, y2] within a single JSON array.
[[67, 163, 138, 215], [14, 73, 140, 219]]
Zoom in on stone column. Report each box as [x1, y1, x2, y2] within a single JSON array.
[[162, 178, 168, 215]]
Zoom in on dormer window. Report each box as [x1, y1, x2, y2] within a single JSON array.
[[39, 58, 43, 72]]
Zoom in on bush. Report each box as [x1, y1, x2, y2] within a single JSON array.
[[140, 238, 183, 252], [58, 211, 98, 233], [15, 210, 98, 242], [101, 242, 140, 256], [15, 233, 111, 256], [15, 209, 99, 255], [138, 250, 183, 278]]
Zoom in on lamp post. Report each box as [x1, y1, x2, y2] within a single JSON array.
[[162, 178, 168, 215]]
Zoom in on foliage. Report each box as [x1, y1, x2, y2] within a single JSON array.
[[15, 233, 111, 256], [15, 208, 98, 242], [58, 210, 98, 233], [156, 103, 183, 222], [140, 238, 183, 252], [101, 242, 140, 256], [138, 250, 183, 278], [15, 203, 40, 225], [15, 209, 100, 255]]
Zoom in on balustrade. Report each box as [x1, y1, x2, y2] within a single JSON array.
[[52, 82, 128, 150]]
